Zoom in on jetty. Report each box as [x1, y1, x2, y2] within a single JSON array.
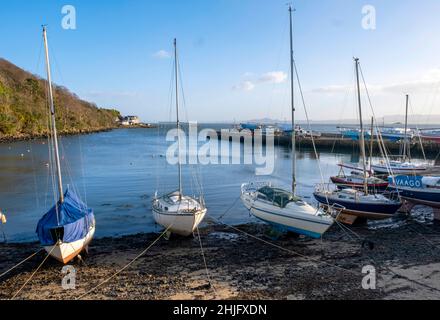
[[215, 130, 440, 159]]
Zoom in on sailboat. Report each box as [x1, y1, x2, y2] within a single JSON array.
[[330, 164, 388, 192], [372, 94, 430, 174], [388, 175, 440, 209], [419, 128, 440, 143], [36, 26, 95, 264], [332, 118, 388, 192], [314, 58, 402, 222], [240, 6, 334, 239], [152, 39, 207, 237]]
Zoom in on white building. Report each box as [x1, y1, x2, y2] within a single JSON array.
[[120, 116, 140, 126]]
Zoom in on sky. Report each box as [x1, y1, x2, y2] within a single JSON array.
[[1, 0, 440, 123]]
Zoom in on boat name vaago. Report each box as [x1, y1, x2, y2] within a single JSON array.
[[166, 121, 275, 175]]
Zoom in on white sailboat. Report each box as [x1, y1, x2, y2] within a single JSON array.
[[152, 39, 207, 237], [240, 6, 334, 239], [36, 26, 95, 264], [372, 94, 431, 174]]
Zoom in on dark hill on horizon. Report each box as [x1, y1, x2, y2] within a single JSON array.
[[0, 58, 120, 140]]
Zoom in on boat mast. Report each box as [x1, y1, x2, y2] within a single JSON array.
[[354, 58, 368, 194], [43, 26, 64, 203], [289, 5, 296, 195], [174, 38, 182, 197], [369, 116, 374, 172], [403, 94, 409, 161]]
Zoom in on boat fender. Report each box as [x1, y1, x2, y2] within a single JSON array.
[[361, 240, 374, 250]]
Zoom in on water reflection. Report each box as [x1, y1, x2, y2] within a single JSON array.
[[0, 127, 435, 242]]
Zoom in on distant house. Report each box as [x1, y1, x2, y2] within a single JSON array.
[[120, 115, 140, 126]]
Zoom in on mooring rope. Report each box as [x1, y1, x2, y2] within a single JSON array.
[[218, 195, 241, 221], [405, 219, 440, 249], [11, 246, 54, 300], [208, 216, 359, 276], [0, 248, 44, 280], [77, 224, 173, 299], [333, 216, 440, 295], [195, 226, 217, 295]]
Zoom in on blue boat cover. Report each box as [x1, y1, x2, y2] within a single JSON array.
[[240, 123, 259, 131], [278, 124, 293, 133], [36, 189, 94, 246]]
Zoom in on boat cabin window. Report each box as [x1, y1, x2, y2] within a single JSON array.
[[257, 194, 269, 202], [257, 186, 300, 208]]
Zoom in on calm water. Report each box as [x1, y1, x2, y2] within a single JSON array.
[[0, 126, 435, 242]]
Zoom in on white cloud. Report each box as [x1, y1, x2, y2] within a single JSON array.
[[258, 71, 288, 84], [153, 50, 171, 59], [233, 71, 287, 92], [232, 81, 255, 92]]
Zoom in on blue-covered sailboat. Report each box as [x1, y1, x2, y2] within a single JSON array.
[[37, 189, 95, 263], [36, 26, 95, 264]]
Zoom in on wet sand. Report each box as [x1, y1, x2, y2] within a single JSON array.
[[1, 216, 440, 300]]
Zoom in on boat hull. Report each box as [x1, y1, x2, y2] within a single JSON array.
[[421, 135, 440, 143], [313, 192, 402, 220], [44, 224, 95, 264], [152, 207, 207, 236], [241, 191, 333, 239], [392, 187, 440, 209], [330, 176, 388, 192], [371, 164, 428, 174]]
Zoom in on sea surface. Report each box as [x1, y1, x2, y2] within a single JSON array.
[[0, 124, 437, 242]]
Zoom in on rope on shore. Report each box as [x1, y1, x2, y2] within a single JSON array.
[[208, 216, 359, 276], [334, 217, 440, 295], [406, 219, 440, 249], [218, 195, 241, 220], [77, 225, 173, 300], [0, 248, 43, 280], [11, 246, 54, 300], [213, 216, 440, 295], [195, 226, 217, 295]]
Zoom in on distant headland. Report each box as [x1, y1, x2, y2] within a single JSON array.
[[0, 58, 121, 142]]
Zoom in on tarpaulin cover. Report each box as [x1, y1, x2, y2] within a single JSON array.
[[36, 189, 94, 246]]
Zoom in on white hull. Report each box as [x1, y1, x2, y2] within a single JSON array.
[[44, 224, 95, 264], [152, 192, 207, 236], [371, 163, 429, 174], [241, 183, 333, 238], [152, 207, 207, 236]]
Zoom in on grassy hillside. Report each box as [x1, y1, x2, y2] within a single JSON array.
[[0, 58, 120, 139]]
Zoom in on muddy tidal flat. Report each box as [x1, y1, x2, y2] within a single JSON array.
[[2, 217, 440, 300]]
